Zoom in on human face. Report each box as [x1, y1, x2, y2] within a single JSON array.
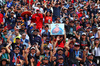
[[44, 49, 50, 54], [16, 39, 21, 44], [0, 40, 2, 45], [1, 49, 6, 54], [55, 4, 59, 8], [2, 61, 6, 65], [88, 55, 93, 61], [43, 57, 49, 64], [33, 31, 38, 35], [65, 20, 69, 24], [14, 47, 20, 54], [21, 26, 25, 29], [69, 43, 74, 48], [70, 22, 74, 26], [58, 50, 63, 55], [95, 40, 99, 44], [58, 59, 64, 64], [89, 33, 93, 37], [31, 49, 35, 54], [25, 14, 28, 18], [36, 10, 39, 14], [22, 34, 26, 39], [47, 12, 50, 16], [74, 45, 80, 51], [45, 27, 49, 31], [82, 35, 86, 39]]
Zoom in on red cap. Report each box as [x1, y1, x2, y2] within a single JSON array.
[[36, 9, 40, 11]]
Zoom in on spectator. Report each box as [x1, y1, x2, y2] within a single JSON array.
[[0, 0, 100, 66]]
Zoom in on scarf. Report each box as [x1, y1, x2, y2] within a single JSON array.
[[1, 53, 8, 60], [12, 53, 20, 65]]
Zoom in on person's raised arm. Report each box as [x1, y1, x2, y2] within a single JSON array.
[[5, 10, 8, 18], [6, 41, 12, 53], [24, 49, 29, 65], [27, 23, 34, 37], [41, 40, 44, 54], [51, 0, 56, 7], [36, 45, 40, 56], [91, 13, 94, 24], [53, 36, 59, 51], [50, 46, 53, 62], [97, 0, 99, 4], [64, 40, 71, 50], [73, 31, 80, 39]]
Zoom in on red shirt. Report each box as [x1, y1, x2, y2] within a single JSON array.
[[0, 13, 3, 24], [56, 40, 65, 48], [78, 13, 83, 18], [44, 16, 52, 23], [31, 13, 43, 26]]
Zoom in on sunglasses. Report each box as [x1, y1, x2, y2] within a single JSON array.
[[15, 49, 20, 50], [75, 45, 80, 47]]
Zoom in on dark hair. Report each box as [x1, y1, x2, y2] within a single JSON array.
[[45, 25, 49, 28], [46, 11, 51, 16], [24, 14, 29, 22]]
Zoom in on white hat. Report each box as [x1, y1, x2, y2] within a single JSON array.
[[82, 32, 86, 35], [31, 47, 35, 50], [98, 27, 100, 30]]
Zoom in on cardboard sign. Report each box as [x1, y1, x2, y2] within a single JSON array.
[[50, 24, 64, 35]]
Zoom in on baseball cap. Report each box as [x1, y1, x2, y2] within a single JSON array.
[[44, 47, 49, 50], [57, 48, 63, 52], [88, 53, 93, 56], [95, 38, 99, 41], [98, 27, 100, 30], [43, 56, 49, 60], [11, 11, 15, 14], [36, 9, 40, 11], [98, 10, 100, 14], [34, 29, 39, 32], [82, 32, 86, 35], [74, 42, 80, 46], [86, 15, 89, 19], [89, 31, 93, 34], [86, 27, 91, 29], [58, 56, 64, 59], [37, 2, 40, 5], [14, 46, 20, 49], [31, 47, 35, 50], [16, 36, 21, 39], [90, 36, 94, 39], [1, 47, 6, 49]]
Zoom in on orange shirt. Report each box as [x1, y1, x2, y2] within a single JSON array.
[[44, 16, 52, 23]]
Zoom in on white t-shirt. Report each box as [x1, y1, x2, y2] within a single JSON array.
[[32, 5, 44, 13]]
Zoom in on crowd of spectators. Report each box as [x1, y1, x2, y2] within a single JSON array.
[[0, 0, 100, 66]]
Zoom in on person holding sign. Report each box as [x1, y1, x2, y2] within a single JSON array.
[[51, 24, 63, 35]]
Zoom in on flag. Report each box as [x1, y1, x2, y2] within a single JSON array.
[[27, 0, 33, 5]]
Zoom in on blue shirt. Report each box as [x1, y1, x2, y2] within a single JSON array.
[[53, 7, 61, 17], [7, 1, 13, 8], [9, 52, 24, 66]]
